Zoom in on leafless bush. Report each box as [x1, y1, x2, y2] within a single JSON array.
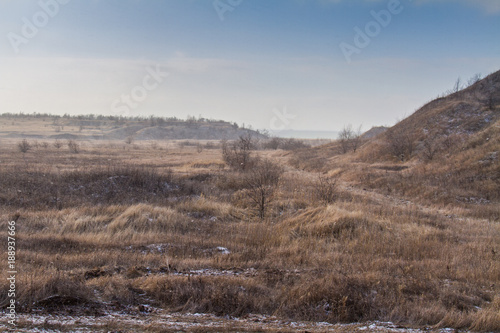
[[262, 137, 282, 150], [243, 159, 284, 219], [67, 140, 79, 154], [338, 124, 362, 153], [222, 134, 259, 171], [280, 138, 310, 150], [467, 73, 482, 87], [313, 174, 337, 204], [385, 127, 417, 161], [263, 137, 310, 151], [125, 136, 134, 145], [53, 140, 62, 149], [419, 133, 441, 161], [18, 139, 31, 153]]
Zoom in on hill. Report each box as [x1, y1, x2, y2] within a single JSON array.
[[290, 69, 500, 208], [0, 114, 266, 141]]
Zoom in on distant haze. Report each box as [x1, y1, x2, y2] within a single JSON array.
[[270, 130, 339, 140]]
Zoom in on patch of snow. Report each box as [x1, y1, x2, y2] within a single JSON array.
[[216, 246, 230, 254]]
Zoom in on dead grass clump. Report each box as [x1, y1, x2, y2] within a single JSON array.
[[278, 275, 377, 323], [469, 295, 500, 332], [279, 206, 381, 242], [141, 276, 273, 317], [175, 196, 240, 221], [59, 205, 123, 234], [87, 275, 139, 305], [107, 204, 190, 234], [313, 174, 338, 205], [16, 270, 92, 312]]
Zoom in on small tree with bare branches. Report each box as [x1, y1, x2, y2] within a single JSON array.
[[243, 160, 283, 219], [419, 133, 441, 161], [222, 134, 259, 171], [338, 124, 363, 153]]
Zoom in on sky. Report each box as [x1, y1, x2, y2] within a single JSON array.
[[0, 0, 499, 133]]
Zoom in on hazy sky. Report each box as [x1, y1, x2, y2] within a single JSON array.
[[0, 0, 499, 132]]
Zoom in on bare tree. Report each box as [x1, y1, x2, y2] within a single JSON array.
[[222, 134, 258, 171], [338, 124, 363, 153], [420, 133, 440, 161], [243, 160, 283, 219], [338, 125, 354, 154], [350, 125, 363, 153]]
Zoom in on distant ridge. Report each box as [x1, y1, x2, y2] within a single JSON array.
[[361, 126, 388, 139], [0, 113, 267, 141]]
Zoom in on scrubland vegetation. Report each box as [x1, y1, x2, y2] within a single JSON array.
[[0, 71, 499, 332]]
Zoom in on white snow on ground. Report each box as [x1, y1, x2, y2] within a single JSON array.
[[0, 311, 461, 332]]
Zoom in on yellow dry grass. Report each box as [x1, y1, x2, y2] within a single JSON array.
[[0, 129, 498, 332]]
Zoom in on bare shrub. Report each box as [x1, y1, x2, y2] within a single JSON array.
[[262, 137, 282, 150], [280, 138, 310, 150], [313, 174, 337, 204], [385, 127, 417, 161], [263, 137, 310, 151], [53, 140, 62, 149], [18, 139, 31, 153], [419, 133, 441, 161], [222, 134, 259, 171], [67, 140, 79, 154], [243, 159, 284, 219], [467, 73, 482, 87], [338, 124, 363, 153]]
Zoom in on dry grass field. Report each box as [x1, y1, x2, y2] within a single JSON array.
[[0, 71, 499, 332], [0, 127, 498, 332]]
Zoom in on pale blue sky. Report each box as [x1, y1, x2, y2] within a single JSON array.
[[0, 0, 499, 131]]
